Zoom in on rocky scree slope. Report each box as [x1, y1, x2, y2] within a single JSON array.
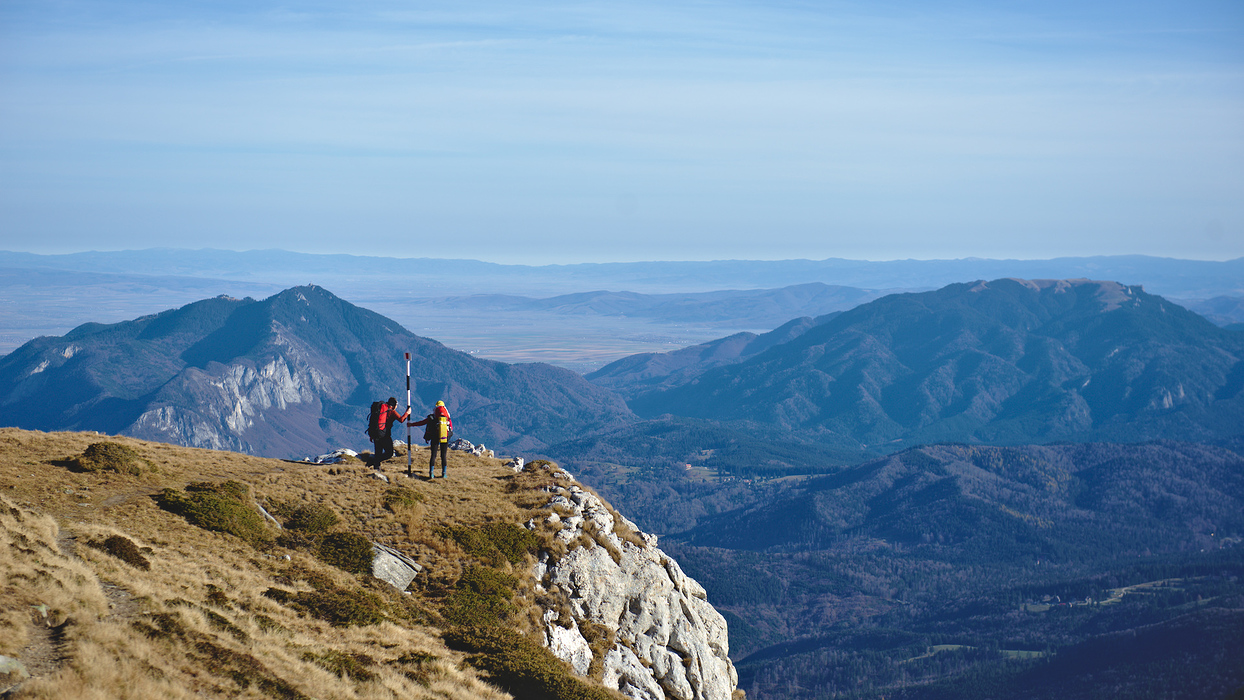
[[0, 286, 634, 458], [0, 428, 736, 700]]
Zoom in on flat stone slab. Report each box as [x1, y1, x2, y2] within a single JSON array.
[[371, 543, 422, 591]]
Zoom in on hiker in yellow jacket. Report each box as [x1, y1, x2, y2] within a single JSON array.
[[411, 401, 453, 478]]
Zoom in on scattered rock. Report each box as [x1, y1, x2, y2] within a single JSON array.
[[449, 438, 494, 458], [367, 471, 390, 483], [301, 448, 358, 464], [541, 610, 593, 676], [504, 456, 525, 472], [0, 654, 31, 690]]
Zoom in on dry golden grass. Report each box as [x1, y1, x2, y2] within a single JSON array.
[[0, 428, 598, 700]]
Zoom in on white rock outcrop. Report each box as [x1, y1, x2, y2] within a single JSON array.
[[529, 468, 737, 700], [448, 438, 495, 458]]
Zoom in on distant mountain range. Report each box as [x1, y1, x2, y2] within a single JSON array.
[[2, 249, 1242, 298], [405, 283, 877, 328], [614, 279, 1244, 451], [4, 277, 1240, 463], [3, 250, 1243, 366], [0, 286, 631, 457]]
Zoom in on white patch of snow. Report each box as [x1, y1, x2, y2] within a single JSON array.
[[29, 360, 50, 375]]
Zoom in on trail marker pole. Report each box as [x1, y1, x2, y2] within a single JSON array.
[[405, 352, 412, 477]]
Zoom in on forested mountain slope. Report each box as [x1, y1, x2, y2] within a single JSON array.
[[586, 314, 836, 399], [660, 441, 1244, 700], [629, 278, 1244, 449]]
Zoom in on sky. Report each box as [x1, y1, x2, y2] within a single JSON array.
[[0, 0, 1241, 264]]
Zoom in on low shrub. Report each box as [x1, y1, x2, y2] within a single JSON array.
[[265, 586, 386, 627], [303, 650, 376, 681], [284, 503, 339, 533], [444, 522, 538, 565], [444, 626, 620, 700], [187, 480, 248, 500], [73, 442, 146, 475], [383, 487, 423, 511], [157, 481, 272, 547], [317, 532, 373, 574], [88, 534, 151, 570], [444, 566, 517, 627]]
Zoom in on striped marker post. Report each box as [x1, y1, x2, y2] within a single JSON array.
[[405, 352, 412, 477]]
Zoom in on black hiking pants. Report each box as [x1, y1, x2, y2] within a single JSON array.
[[429, 441, 448, 476], [372, 434, 395, 468]]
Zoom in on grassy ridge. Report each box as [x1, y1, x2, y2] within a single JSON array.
[[0, 428, 628, 700]]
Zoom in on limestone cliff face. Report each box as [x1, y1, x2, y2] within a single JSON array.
[[527, 467, 737, 700], [126, 324, 347, 454]]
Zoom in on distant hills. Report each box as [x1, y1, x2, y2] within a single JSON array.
[[3, 250, 1243, 366], [616, 279, 1244, 451], [0, 286, 631, 457], [676, 441, 1244, 556], [2, 249, 1242, 298], [406, 283, 877, 328], [660, 441, 1244, 699]]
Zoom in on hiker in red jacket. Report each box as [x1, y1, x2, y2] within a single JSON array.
[[411, 401, 453, 478], [367, 397, 410, 470]]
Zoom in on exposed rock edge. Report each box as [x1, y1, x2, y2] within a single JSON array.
[[527, 467, 737, 700]]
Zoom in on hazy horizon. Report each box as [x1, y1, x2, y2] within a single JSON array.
[[3, 1, 1241, 264], [3, 247, 1242, 266]]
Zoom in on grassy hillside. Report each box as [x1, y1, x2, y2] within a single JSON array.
[[0, 428, 627, 699]]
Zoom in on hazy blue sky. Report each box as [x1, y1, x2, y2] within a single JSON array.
[[1, 0, 1241, 264]]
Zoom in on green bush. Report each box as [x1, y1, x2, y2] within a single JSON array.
[[73, 441, 146, 475], [284, 503, 339, 533], [444, 566, 518, 627], [444, 626, 619, 700], [157, 481, 272, 547], [265, 586, 386, 627], [187, 480, 248, 500], [444, 522, 539, 565], [317, 532, 374, 574], [383, 487, 424, 511]]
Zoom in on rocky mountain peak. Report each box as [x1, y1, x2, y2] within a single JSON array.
[[0, 286, 634, 458]]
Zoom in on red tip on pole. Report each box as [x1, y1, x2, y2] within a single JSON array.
[[405, 352, 410, 360]]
